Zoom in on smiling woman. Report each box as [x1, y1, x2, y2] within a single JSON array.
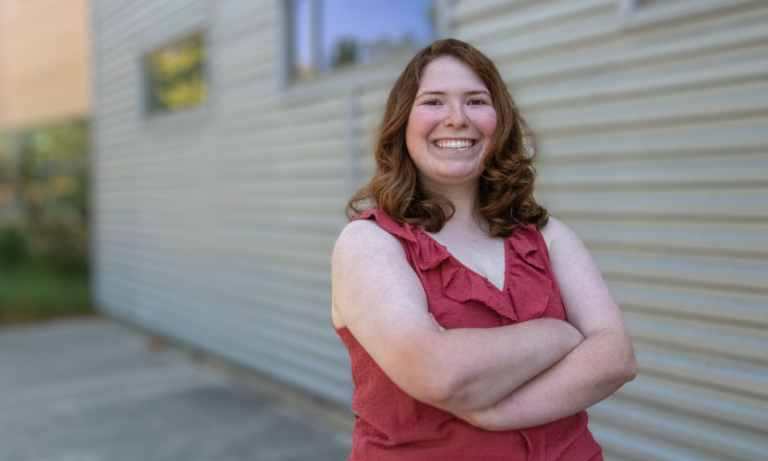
[[348, 40, 547, 237], [405, 56, 497, 195], [332, 39, 636, 460]]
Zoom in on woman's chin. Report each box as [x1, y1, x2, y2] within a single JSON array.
[[424, 169, 481, 189]]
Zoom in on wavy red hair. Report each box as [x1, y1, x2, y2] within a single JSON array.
[[347, 39, 548, 237]]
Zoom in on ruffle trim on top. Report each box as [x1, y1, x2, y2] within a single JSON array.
[[505, 225, 554, 321], [354, 209, 553, 323], [355, 209, 452, 271], [438, 260, 516, 321]]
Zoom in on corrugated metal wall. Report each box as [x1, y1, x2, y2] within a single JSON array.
[[91, 0, 356, 405], [452, 0, 768, 460], [93, 0, 767, 458]]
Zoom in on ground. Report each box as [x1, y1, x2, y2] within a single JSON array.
[[0, 317, 352, 461]]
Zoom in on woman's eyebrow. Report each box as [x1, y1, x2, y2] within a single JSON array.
[[466, 90, 491, 97], [416, 91, 446, 98], [416, 90, 491, 98]]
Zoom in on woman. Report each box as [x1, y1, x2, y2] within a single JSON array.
[[332, 39, 636, 460]]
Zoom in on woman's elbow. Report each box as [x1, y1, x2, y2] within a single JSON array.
[[607, 345, 637, 387], [414, 379, 455, 408], [419, 376, 471, 410], [603, 329, 637, 385], [409, 369, 479, 413], [623, 352, 638, 383], [618, 333, 638, 383], [388, 339, 476, 410]]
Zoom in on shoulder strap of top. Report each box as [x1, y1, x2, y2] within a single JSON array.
[[508, 223, 553, 276], [353, 209, 453, 271], [353, 209, 554, 281], [353, 209, 420, 245]]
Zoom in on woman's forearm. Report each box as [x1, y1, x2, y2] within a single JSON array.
[[457, 329, 637, 431], [425, 318, 584, 413]]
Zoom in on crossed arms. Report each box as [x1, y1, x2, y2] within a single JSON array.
[[331, 217, 636, 431]]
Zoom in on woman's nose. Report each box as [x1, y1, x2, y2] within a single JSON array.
[[443, 103, 469, 128]]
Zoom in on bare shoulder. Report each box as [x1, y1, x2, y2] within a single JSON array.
[[539, 216, 578, 254], [333, 219, 398, 329], [333, 218, 404, 261], [539, 217, 625, 335], [332, 218, 428, 331], [332, 218, 412, 325]]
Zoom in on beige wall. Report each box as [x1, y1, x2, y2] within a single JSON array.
[[0, 0, 91, 130]]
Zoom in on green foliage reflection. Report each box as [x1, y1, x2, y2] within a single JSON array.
[[17, 120, 90, 272], [0, 120, 91, 324], [331, 38, 357, 69], [145, 33, 207, 114]]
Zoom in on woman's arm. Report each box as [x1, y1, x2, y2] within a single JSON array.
[[455, 218, 637, 430], [332, 219, 584, 413]]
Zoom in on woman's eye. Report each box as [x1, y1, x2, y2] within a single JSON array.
[[425, 100, 440, 106], [469, 99, 485, 105]]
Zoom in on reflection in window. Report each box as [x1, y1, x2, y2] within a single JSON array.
[[144, 33, 208, 114], [292, 0, 315, 78], [290, 0, 436, 78]]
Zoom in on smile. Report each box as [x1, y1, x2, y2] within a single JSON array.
[[435, 139, 475, 149]]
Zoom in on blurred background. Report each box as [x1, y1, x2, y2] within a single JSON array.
[[0, 0, 90, 323], [0, 0, 766, 460]]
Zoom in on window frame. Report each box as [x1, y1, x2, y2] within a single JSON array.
[[276, 0, 452, 100], [136, 15, 216, 128], [143, 31, 208, 117]]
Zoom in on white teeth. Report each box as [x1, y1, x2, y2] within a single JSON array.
[[437, 140, 473, 148]]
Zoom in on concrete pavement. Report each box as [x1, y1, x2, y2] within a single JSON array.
[[0, 317, 352, 461]]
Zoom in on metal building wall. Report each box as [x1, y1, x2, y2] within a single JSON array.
[[91, 0, 362, 405], [451, 0, 768, 460], [92, 0, 767, 458]]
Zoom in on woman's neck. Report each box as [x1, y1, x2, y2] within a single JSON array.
[[425, 179, 486, 234]]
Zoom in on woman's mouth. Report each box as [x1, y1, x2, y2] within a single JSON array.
[[434, 139, 475, 149]]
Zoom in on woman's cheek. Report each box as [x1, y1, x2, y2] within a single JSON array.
[[476, 109, 497, 135]]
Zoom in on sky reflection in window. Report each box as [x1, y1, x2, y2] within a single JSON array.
[[292, 0, 436, 78]]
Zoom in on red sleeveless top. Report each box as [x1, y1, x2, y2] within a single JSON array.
[[336, 209, 603, 461]]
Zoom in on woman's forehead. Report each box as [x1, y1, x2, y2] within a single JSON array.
[[418, 56, 488, 94]]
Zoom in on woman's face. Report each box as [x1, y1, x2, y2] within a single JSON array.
[[406, 56, 497, 190]]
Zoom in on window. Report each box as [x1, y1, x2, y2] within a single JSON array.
[[289, 0, 436, 79], [144, 32, 208, 115]]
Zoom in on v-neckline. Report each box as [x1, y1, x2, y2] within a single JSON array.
[[420, 229, 509, 294]]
